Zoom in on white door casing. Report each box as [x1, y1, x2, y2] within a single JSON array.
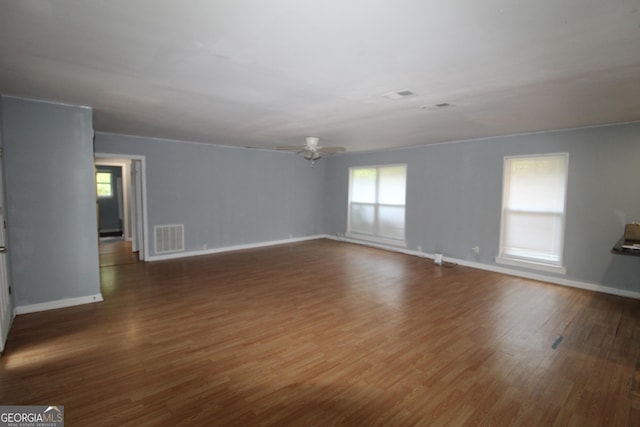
[[0, 150, 14, 353], [94, 153, 148, 261]]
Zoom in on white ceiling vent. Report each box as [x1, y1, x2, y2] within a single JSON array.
[[421, 102, 454, 110], [382, 89, 415, 100], [154, 224, 185, 254]]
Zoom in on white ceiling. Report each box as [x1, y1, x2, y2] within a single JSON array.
[[1, 0, 639, 152]]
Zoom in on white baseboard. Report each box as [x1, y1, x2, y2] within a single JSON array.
[[328, 235, 640, 300], [147, 235, 326, 262], [15, 294, 104, 315], [325, 234, 423, 257], [449, 258, 640, 300]]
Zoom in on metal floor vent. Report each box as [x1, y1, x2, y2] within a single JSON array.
[[154, 224, 184, 254]]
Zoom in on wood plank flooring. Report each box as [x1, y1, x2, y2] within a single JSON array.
[[98, 239, 141, 267], [1, 239, 640, 426]]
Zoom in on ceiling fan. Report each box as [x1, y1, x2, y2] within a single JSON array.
[[277, 137, 346, 165]]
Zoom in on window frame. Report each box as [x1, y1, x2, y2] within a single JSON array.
[[496, 153, 569, 274], [346, 163, 407, 247]]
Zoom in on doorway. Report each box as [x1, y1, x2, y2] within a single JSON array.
[[96, 165, 124, 238], [94, 153, 148, 262]]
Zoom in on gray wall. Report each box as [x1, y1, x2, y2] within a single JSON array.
[[95, 133, 325, 256], [324, 122, 640, 293], [1, 96, 101, 306], [3, 93, 638, 307]]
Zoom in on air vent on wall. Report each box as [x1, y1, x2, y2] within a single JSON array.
[[154, 224, 185, 254]]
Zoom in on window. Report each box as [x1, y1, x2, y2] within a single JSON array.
[[348, 164, 407, 245], [96, 171, 113, 198], [497, 153, 568, 273]]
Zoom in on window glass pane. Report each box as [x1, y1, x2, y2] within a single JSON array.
[[96, 183, 112, 197], [378, 165, 406, 205], [348, 164, 407, 243], [351, 168, 377, 203], [96, 172, 112, 197], [378, 206, 405, 240], [96, 172, 111, 184], [507, 157, 567, 212], [503, 211, 562, 262], [350, 203, 375, 235], [500, 154, 568, 266]]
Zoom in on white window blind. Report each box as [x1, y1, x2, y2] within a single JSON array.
[[498, 153, 568, 269], [348, 164, 406, 243]]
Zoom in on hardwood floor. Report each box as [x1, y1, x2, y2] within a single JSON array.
[[1, 239, 639, 426], [98, 239, 141, 267]]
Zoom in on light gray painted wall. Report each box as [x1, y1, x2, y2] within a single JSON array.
[[1, 96, 101, 306], [324, 122, 640, 293], [95, 133, 325, 256]]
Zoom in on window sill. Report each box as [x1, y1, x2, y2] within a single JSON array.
[[345, 233, 407, 248], [495, 256, 566, 275]]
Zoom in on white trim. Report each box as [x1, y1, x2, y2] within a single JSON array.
[[347, 164, 407, 244], [2, 95, 92, 110], [342, 120, 640, 156], [327, 234, 420, 257], [344, 233, 407, 248], [95, 153, 149, 261], [498, 152, 569, 270], [495, 256, 567, 274], [147, 235, 326, 262], [15, 294, 104, 315], [95, 131, 296, 154], [326, 235, 640, 300], [0, 313, 15, 354], [454, 258, 640, 300]]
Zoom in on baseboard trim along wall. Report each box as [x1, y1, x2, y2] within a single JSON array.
[[328, 235, 640, 301], [147, 235, 327, 262], [16, 235, 638, 315], [451, 258, 640, 300], [15, 293, 104, 315]]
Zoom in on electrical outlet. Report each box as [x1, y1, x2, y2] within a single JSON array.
[[289, 233, 293, 239], [472, 246, 480, 254], [434, 253, 443, 265], [417, 245, 422, 252]]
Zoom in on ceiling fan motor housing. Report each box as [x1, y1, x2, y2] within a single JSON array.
[[305, 136, 320, 149]]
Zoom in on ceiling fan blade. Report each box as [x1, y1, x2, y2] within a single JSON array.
[[318, 146, 346, 154], [277, 146, 305, 151]]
